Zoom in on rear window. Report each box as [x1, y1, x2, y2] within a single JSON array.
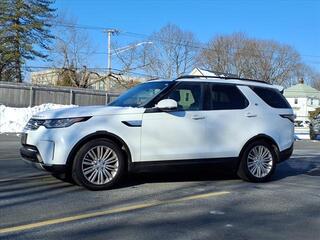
[[251, 87, 291, 108]]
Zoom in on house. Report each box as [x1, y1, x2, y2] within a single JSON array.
[[189, 68, 238, 78], [30, 69, 61, 86], [30, 69, 145, 91], [284, 79, 320, 122]]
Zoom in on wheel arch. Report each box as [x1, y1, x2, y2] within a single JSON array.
[[238, 134, 280, 164], [66, 131, 132, 171]]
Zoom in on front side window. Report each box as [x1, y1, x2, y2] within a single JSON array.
[[109, 81, 172, 107], [206, 84, 248, 110], [166, 82, 203, 111]]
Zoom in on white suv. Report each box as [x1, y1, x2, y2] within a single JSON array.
[[20, 76, 294, 190]]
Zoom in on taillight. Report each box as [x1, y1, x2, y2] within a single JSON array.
[[280, 114, 295, 123]]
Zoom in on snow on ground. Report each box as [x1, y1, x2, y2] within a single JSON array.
[[0, 103, 315, 141], [0, 104, 76, 133]]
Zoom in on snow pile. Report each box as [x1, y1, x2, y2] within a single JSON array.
[[0, 104, 76, 133]]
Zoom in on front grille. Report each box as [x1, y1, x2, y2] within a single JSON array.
[[24, 119, 45, 131], [20, 145, 42, 163]]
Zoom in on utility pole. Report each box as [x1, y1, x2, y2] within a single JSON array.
[[104, 29, 118, 91], [103, 29, 151, 91], [105, 29, 118, 75]]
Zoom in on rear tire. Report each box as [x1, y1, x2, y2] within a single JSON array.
[[310, 131, 316, 140], [237, 140, 278, 182], [72, 138, 125, 190]]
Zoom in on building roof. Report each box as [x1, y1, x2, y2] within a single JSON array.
[[284, 83, 320, 99], [190, 68, 238, 78], [182, 67, 285, 91]]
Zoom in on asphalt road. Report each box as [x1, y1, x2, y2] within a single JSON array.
[[0, 134, 320, 240]]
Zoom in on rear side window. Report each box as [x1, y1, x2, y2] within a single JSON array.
[[206, 84, 248, 110], [251, 87, 291, 108]]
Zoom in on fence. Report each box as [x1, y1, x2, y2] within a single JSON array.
[[0, 82, 121, 107]]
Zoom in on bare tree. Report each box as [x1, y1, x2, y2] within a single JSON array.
[[198, 33, 302, 85], [141, 24, 199, 79], [51, 16, 107, 88], [52, 16, 145, 90], [311, 73, 320, 90], [109, 41, 153, 89], [287, 62, 320, 90]]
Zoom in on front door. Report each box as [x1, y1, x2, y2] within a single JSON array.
[[140, 82, 210, 161]]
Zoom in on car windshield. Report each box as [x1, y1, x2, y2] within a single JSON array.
[[109, 81, 172, 107]]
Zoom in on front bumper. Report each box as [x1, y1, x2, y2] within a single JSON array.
[[20, 145, 66, 173], [279, 144, 294, 163], [21, 125, 76, 166]]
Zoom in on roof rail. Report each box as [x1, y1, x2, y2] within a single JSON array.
[[175, 75, 271, 85]]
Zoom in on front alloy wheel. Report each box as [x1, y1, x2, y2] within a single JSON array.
[[82, 146, 119, 185], [72, 139, 125, 190]]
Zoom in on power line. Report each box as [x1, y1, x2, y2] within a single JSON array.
[[41, 47, 320, 64], [50, 21, 107, 30], [3, 20, 319, 60], [49, 21, 320, 59]]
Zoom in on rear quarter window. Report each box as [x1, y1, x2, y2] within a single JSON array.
[[250, 86, 291, 109]]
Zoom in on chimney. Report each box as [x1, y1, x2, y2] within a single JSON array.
[[299, 78, 304, 84]]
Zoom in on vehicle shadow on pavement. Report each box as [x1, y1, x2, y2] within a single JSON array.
[[51, 155, 320, 189], [272, 157, 320, 181], [118, 166, 239, 188]]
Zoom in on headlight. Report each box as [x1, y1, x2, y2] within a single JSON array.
[[43, 117, 91, 129], [24, 119, 46, 130], [25, 117, 91, 130]]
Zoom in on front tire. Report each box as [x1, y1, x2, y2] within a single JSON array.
[[237, 140, 278, 182], [72, 138, 125, 190]]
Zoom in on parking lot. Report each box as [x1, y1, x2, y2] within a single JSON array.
[[0, 134, 320, 240]]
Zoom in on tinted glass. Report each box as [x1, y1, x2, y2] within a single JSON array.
[[166, 82, 203, 111], [251, 87, 291, 109], [109, 81, 171, 107], [207, 84, 248, 110]]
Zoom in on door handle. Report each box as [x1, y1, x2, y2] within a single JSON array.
[[191, 115, 205, 120], [245, 112, 257, 118]]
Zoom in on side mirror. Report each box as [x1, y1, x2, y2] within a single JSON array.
[[155, 99, 178, 111]]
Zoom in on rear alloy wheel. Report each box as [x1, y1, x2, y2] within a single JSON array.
[[72, 139, 125, 190], [237, 140, 278, 182], [310, 131, 316, 140]]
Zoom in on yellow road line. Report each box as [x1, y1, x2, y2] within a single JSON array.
[[0, 191, 230, 234]]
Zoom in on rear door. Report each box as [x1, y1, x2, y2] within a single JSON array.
[[205, 83, 251, 158]]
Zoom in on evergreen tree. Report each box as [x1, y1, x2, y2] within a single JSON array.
[[0, 0, 14, 81], [0, 0, 55, 82]]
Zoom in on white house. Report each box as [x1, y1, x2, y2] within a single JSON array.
[[189, 68, 238, 78], [283, 80, 320, 122]]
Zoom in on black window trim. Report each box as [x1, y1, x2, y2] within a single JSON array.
[[204, 82, 249, 111]]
